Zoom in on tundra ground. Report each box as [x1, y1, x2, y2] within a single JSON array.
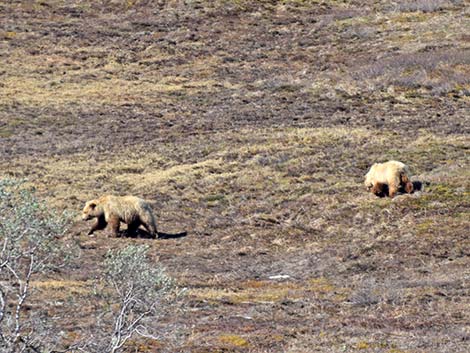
[[1, 1, 469, 352]]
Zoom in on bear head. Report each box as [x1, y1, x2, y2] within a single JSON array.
[[82, 200, 104, 221], [364, 163, 380, 190]]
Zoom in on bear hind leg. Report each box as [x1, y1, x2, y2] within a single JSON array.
[[142, 222, 157, 239], [140, 215, 157, 239], [139, 210, 158, 239], [126, 220, 140, 237]]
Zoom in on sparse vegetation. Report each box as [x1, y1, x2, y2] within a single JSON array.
[[75, 245, 180, 353], [0, 178, 71, 352], [395, 0, 450, 13], [0, 0, 469, 352]]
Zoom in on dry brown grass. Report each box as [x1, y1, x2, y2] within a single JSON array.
[[188, 277, 344, 305], [1, 0, 469, 351], [32, 280, 92, 300]]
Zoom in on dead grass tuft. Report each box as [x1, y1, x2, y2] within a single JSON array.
[[218, 334, 249, 347]]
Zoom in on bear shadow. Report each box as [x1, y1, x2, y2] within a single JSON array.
[[124, 228, 188, 240], [402, 180, 425, 194], [157, 231, 188, 239], [412, 180, 424, 192]]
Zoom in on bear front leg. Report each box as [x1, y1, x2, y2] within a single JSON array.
[[404, 181, 414, 194], [371, 182, 383, 196], [400, 173, 414, 194], [88, 216, 107, 236], [108, 215, 121, 237], [388, 184, 398, 198]]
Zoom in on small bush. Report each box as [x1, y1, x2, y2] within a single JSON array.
[[103, 245, 175, 308], [349, 278, 404, 307], [0, 178, 72, 352], [354, 49, 470, 96], [78, 245, 180, 353], [395, 0, 449, 13]]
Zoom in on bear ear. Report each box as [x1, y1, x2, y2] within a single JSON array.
[[88, 202, 96, 209]]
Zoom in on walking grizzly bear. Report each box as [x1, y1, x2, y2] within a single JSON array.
[[364, 160, 414, 198], [81, 195, 158, 238]]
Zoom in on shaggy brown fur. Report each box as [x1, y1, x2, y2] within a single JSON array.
[[371, 182, 388, 198], [365, 160, 414, 198], [82, 195, 158, 238]]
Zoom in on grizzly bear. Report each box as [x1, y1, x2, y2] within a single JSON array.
[[364, 160, 414, 198], [82, 195, 158, 238]]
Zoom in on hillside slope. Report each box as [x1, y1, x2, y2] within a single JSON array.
[[1, 1, 469, 352]]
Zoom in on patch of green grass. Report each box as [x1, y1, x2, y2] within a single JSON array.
[[416, 220, 434, 235], [202, 194, 227, 207], [1, 31, 17, 39], [189, 278, 347, 305], [392, 12, 432, 23], [0, 128, 13, 138], [355, 341, 370, 349], [218, 334, 249, 347], [412, 183, 467, 209]]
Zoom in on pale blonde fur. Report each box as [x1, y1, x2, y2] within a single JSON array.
[[82, 195, 157, 237], [364, 160, 413, 198]]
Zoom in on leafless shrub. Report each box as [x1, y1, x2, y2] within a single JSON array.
[[394, 0, 449, 13], [0, 178, 72, 353], [349, 278, 381, 306], [349, 278, 403, 307], [430, 81, 454, 95], [391, 69, 428, 89], [343, 25, 377, 39], [354, 49, 470, 95], [357, 50, 470, 80], [258, 76, 311, 94], [252, 152, 292, 167], [75, 245, 182, 353], [316, 9, 364, 28]]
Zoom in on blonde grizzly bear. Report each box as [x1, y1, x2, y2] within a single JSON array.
[[364, 160, 414, 198], [82, 195, 158, 238]]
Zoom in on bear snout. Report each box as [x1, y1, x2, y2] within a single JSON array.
[[82, 213, 92, 221]]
